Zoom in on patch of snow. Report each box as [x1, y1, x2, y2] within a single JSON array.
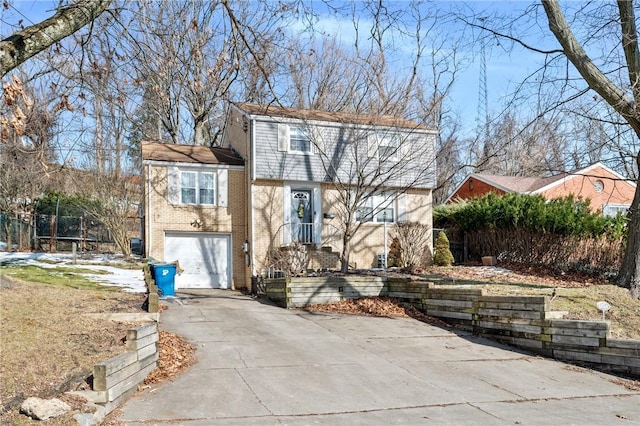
[[0, 251, 146, 293]]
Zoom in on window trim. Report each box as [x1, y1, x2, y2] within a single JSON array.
[[289, 125, 313, 154], [179, 170, 216, 206], [356, 192, 396, 223]]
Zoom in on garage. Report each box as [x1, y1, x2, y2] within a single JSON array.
[[164, 232, 231, 289]]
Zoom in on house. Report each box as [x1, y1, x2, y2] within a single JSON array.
[[142, 102, 437, 290], [446, 163, 636, 216]]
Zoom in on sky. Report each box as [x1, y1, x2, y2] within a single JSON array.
[[0, 1, 554, 139]]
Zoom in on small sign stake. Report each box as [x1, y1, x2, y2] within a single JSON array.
[[596, 301, 610, 320]]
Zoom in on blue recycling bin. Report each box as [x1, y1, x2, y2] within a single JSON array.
[[152, 263, 177, 297]]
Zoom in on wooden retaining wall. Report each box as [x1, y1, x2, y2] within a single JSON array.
[[266, 276, 385, 308], [264, 277, 640, 378], [78, 323, 159, 416]]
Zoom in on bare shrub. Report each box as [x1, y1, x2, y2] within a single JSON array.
[[467, 228, 623, 275], [392, 222, 432, 272], [266, 242, 309, 277]]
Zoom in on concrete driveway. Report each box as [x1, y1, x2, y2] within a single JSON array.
[[118, 290, 640, 425]]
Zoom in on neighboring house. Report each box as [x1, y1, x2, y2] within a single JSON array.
[[446, 163, 636, 216], [142, 102, 437, 290]]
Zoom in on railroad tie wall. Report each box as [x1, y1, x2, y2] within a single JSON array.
[[91, 323, 159, 409], [268, 277, 386, 308]]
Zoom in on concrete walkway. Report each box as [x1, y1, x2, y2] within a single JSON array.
[[118, 290, 640, 425]]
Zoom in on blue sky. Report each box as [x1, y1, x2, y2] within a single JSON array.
[[2, 0, 551, 138]]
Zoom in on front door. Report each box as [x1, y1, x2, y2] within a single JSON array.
[[291, 190, 313, 244]]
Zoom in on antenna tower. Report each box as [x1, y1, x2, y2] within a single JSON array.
[[477, 25, 490, 149]]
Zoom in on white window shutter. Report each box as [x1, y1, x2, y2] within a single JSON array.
[[277, 124, 289, 152], [397, 193, 407, 222], [367, 133, 377, 158], [400, 134, 410, 157], [167, 167, 180, 205], [310, 126, 323, 155], [217, 169, 228, 207]]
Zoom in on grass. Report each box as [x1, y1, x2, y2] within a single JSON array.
[[0, 266, 147, 425], [1, 265, 110, 289]]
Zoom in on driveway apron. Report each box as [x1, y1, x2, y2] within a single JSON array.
[[118, 290, 640, 425]]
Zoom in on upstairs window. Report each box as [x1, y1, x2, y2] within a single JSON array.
[[278, 124, 314, 154], [289, 125, 312, 153], [378, 134, 400, 159], [180, 171, 216, 205], [368, 132, 401, 160]]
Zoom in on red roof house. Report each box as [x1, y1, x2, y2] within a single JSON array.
[[446, 163, 636, 216]]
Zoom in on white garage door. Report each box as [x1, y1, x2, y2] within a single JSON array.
[[164, 232, 231, 289]]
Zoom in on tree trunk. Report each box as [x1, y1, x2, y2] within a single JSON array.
[[542, 0, 640, 297], [340, 227, 352, 273], [0, 0, 111, 77], [616, 155, 640, 299]]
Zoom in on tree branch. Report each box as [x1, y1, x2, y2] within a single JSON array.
[[0, 0, 111, 78], [541, 0, 640, 136]]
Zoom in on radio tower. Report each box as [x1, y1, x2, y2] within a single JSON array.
[[477, 25, 490, 159]]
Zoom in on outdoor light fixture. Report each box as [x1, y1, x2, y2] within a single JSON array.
[[323, 213, 335, 219], [190, 218, 203, 228]]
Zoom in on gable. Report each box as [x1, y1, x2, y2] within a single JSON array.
[[536, 164, 636, 212]]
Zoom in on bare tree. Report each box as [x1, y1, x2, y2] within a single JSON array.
[[0, 75, 57, 247], [463, 1, 640, 296], [0, 0, 111, 77], [538, 0, 640, 297]]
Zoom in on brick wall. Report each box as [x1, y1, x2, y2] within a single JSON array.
[[145, 165, 249, 289]]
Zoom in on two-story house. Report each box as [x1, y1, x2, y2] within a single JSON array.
[[142, 103, 437, 290]]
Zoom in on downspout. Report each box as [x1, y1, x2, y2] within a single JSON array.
[[250, 118, 257, 277], [146, 163, 152, 258]]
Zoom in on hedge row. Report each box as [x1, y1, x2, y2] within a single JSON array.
[[435, 193, 627, 239]]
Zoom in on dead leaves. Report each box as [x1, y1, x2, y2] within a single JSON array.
[[302, 297, 451, 328], [144, 331, 196, 385]]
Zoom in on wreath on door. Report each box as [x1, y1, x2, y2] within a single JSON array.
[[297, 202, 305, 219]]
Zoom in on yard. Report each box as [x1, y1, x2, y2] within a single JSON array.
[[1, 253, 639, 424]]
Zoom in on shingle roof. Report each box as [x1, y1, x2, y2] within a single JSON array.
[[233, 102, 431, 131], [473, 173, 567, 193], [141, 141, 244, 166]]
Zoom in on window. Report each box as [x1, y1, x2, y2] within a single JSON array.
[[378, 133, 399, 159], [356, 193, 395, 223], [603, 204, 629, 217], [593, 179, 604, 193], [289, 125, 312, 153], [180, 171, 215, 205], [368, 132, 401, 160]]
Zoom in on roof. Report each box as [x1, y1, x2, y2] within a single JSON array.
[[471, 173, 567, 194], [141, 141, 244, 166], [233, 102, 432, 131], [445, 162, 636, 204]]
